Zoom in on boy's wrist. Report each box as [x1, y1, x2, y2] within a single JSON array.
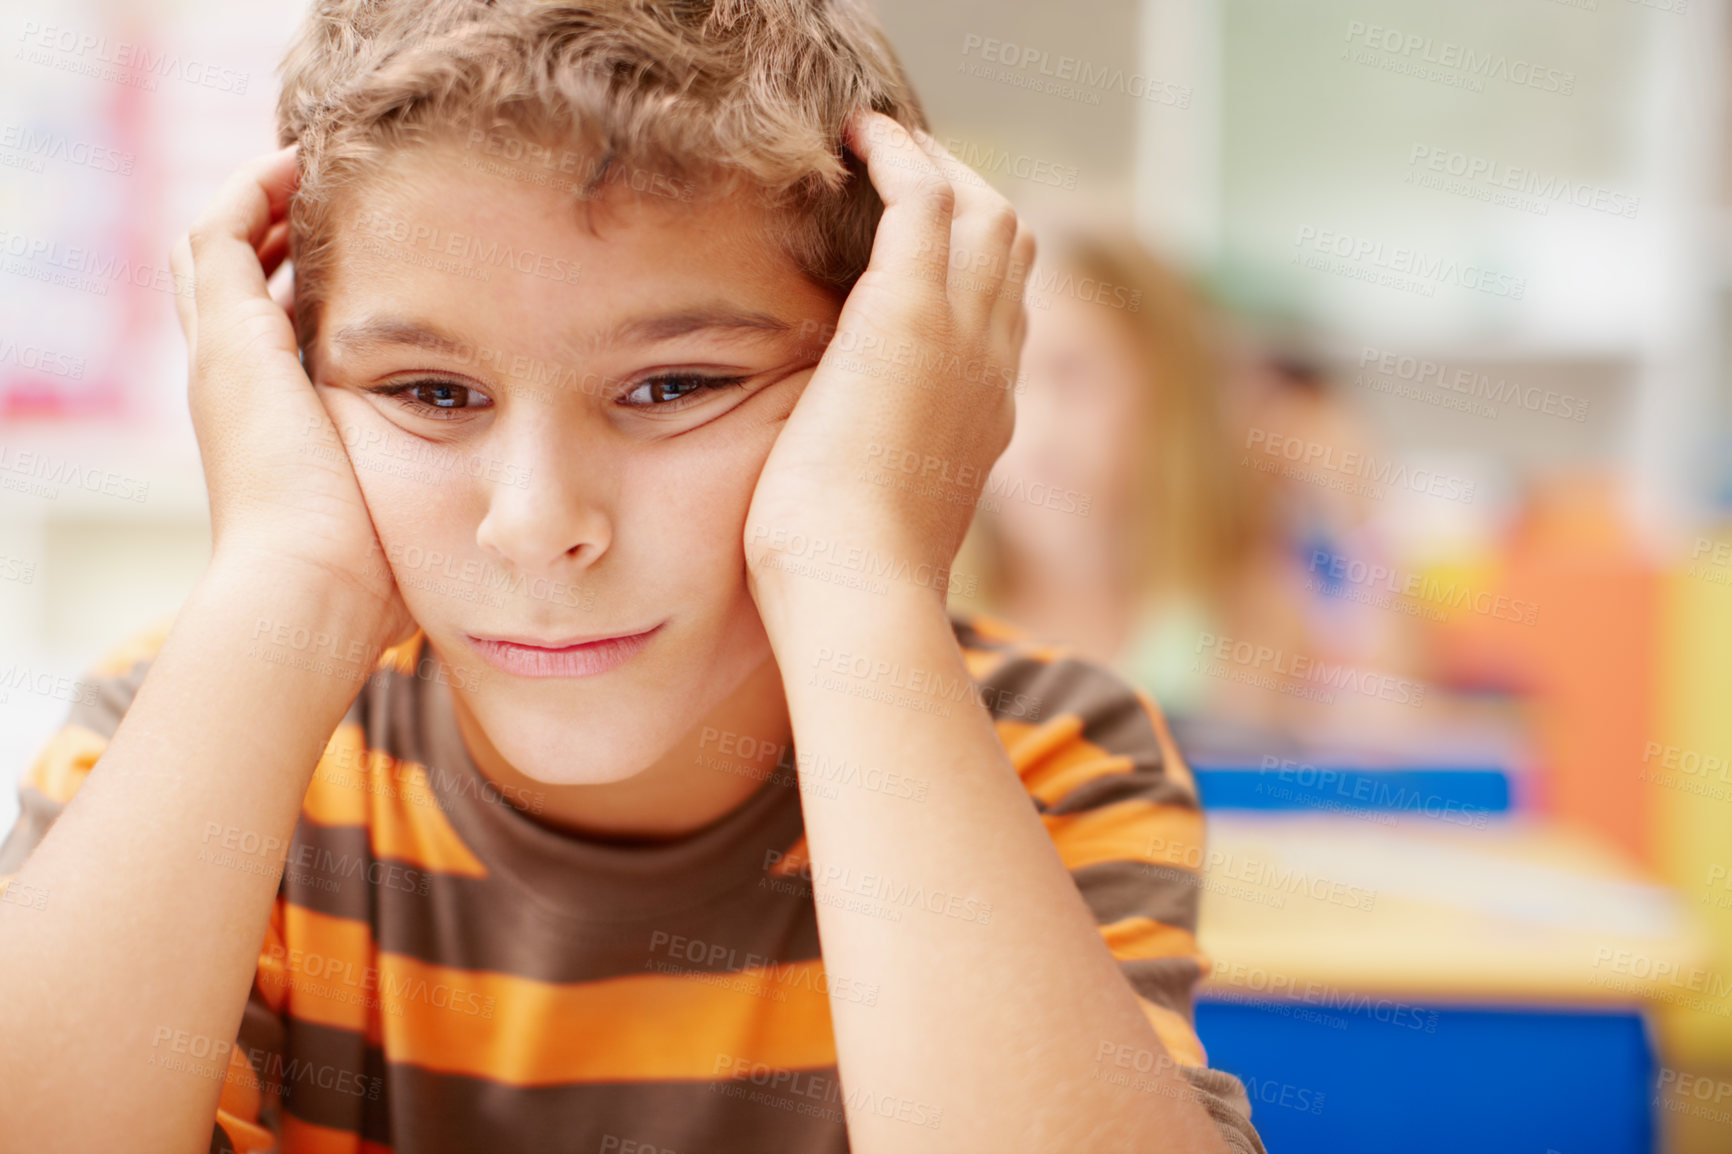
[[751, 561, 953, 665], [201, 548, 401, 675]]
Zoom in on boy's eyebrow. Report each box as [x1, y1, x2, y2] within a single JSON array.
[[329, 318, 470, 357], [600, 307, 793, 347], [328, 308, 793, 358]]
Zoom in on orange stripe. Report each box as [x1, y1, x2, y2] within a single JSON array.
[[21, 724, 107, 804], [961, 646, 1004, 681], [379, 953, 837, 1084], [1041, 799, 1203, 873], [214, 1043, 267, 1148], [1135, 688, 1196, 799], [997, 715, 1140, 806], [91, 614, 174, 675], [369, 759, 487, 878], [256, 901, 291, 1015], [1137, 998, 1207, 1069], [303, 725, 371, 827], [277, 904, 384, 1044], [1100, 915, 1201, 964], [281, 1113, 366, 1154], [216, 1107, 279, 1154], [769, 836, 809, 877], [379, 631, 425, 675], [302, 725, 487, 879], [961, 613, 1024, 644]]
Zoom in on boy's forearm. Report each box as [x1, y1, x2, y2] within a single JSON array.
[[761, 581, 1231, 1154], [0, 558, 388, 1152]]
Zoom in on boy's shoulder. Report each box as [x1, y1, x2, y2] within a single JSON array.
[[947, 609, 1197, 804]]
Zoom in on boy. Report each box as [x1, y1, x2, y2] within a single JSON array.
[[0, 1, 1264, 1151]]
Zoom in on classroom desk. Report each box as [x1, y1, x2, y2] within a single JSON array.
[[1189, 813, 1709, 1154]]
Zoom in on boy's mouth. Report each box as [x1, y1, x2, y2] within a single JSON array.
[[464, 625, 663, 679]]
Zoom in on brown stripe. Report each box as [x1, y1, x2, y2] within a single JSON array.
[[1071, 860, 1202, 929], [379, 1063, 852, 1154], [279, 819, 825, 983], [66, 659, 150, 737], [278, 1017, 391, 1143]]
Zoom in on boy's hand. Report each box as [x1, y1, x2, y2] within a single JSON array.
[[171, 145, 414, 652], [744, 111, 1031, 613]]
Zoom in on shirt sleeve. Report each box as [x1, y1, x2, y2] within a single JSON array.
[[0, 620, 287, 1154], [977, 641, 1268, 1154]]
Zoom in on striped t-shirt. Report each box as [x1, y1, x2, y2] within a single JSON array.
[[0, 611, 1265, 1153]]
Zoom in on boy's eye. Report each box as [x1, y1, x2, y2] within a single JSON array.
[[620, 373, 749, 409], [369, 379, 492, 416]]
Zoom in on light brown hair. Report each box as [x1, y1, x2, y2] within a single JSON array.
[[968, 227, 1270, 606], [275, 0, 926, 349]]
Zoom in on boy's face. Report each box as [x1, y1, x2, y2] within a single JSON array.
[[309, 143, 842, 785]]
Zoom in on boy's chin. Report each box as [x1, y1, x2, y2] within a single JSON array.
[[486, 726, 662, 787]]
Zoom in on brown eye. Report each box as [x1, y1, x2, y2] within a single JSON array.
[[620, 373, 748, 409], [366, 378, 494, 416], [409, 381, 475, 409]]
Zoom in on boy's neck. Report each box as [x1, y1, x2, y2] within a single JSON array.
[[448, 655, 794, 842]]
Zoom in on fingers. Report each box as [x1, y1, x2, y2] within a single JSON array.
[[842, 110, 956, 310], [258, 218, 291, 282], [169, 232, 197, 353], [184, 145, 300, 343], [905, 128, 1022, 332], [995, 219, 1037, 349]]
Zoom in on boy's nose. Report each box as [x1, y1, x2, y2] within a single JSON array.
[[474, 441, 614, 572]]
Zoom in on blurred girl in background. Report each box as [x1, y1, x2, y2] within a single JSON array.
[[956, 225, 1418, 741]]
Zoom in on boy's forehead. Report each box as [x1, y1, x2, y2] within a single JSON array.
[[352, 141, 792, 266], [319, 143, 822, 356]]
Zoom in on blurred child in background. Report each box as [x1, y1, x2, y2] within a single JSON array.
[[956, 225, 1421, 744]]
